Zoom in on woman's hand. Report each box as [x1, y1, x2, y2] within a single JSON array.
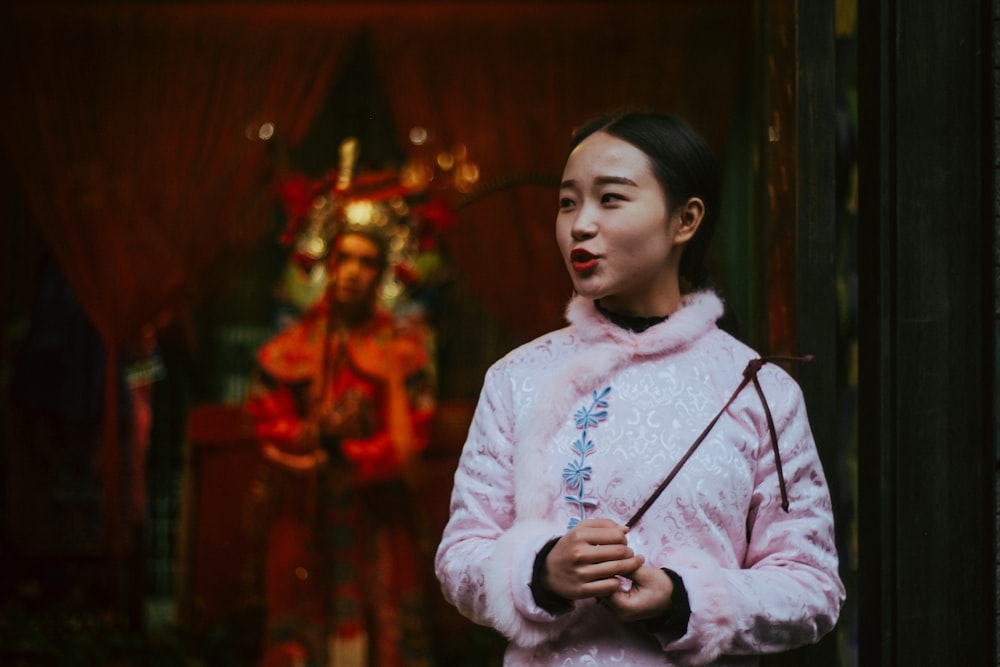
[[600, 564, 675, 622], [542, 518, 645, 600]]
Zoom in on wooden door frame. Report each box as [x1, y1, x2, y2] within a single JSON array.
[[770, 1, 995, 663], [856, 1, 995, 664]]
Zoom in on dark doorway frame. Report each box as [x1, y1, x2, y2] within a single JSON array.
[[855, 1, 995, 665]]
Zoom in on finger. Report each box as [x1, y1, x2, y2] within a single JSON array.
[[606, 566, 673, 617], [576, 553, 645, 582], [625, 561, 667, 587], [588, 543, 636, 563], [559, 543, 632, 571], [557, 532, 627, 560], [576, 525, 629, 547], [575, 517, 623, 530], [579, 576, 629, 599]]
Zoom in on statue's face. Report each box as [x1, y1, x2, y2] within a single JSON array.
[[327, 233, 384, 309]]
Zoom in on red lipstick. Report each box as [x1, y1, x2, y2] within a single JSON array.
[[570, 248, 599, 273]]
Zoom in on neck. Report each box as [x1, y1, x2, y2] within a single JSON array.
[[595, 299, 670, 333], [329, 300, 374, 330]]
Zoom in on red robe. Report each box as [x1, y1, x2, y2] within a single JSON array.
[[248, 297, 436, 667]]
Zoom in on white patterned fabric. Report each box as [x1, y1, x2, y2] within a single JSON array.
[[435, 291, 845, 666]]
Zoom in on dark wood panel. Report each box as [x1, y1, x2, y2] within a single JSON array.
[[857, 0, 995, 664]]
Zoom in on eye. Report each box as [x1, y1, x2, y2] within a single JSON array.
[[600, 192, 625, 205], [559, 195, 576, 210]]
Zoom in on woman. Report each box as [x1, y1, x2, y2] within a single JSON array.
[[435, 112, 844, 666]]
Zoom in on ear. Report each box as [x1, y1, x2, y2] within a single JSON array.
[[672, 197, 705, 245]]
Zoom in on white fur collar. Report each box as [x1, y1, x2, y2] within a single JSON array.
[[564, 290, 724, 354]]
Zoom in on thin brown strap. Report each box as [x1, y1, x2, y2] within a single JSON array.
[[625, 355, 812, 529], [751, 373, 788, 512]]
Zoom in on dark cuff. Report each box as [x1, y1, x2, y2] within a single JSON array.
[[643, 568, 691, 642], [529, 537, 574, 615]]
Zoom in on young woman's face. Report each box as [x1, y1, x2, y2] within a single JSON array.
[[556, 131, 691, 317]]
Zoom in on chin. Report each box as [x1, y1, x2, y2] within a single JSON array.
[[570, 281, 608, 301], [334, 292, 365, 307]]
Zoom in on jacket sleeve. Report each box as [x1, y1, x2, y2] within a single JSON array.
[[434, 365, 577, 647], [661, 369, 845, 664]]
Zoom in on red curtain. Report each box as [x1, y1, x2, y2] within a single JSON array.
[[0, 4, 351, 554], [370, 1, 753, 338]]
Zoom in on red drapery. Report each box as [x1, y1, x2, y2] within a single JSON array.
[[0, 4, 351, 555], [370, 1, 753, 337], [0, 0, 752, 560]]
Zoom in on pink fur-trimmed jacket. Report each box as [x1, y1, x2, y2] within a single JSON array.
[[435, 292, 845, 666]]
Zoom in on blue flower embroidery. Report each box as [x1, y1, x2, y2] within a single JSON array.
[[563, 386, 611, 529]]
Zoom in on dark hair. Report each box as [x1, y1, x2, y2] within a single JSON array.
[[569, 112, 720, 291]]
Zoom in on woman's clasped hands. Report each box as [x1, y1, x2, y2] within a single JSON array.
[[542, 518, 675, 623]]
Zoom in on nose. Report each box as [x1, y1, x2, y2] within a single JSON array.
[[342, 258, 361, 277], [570, 207, 598, 241]]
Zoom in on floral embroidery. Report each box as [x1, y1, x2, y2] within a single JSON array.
[[563, 386, 611, 529]]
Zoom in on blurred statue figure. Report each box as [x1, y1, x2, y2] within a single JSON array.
[[248, 145, 440, 666]]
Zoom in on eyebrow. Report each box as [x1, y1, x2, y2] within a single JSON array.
[[560, 175, 639, 189]]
